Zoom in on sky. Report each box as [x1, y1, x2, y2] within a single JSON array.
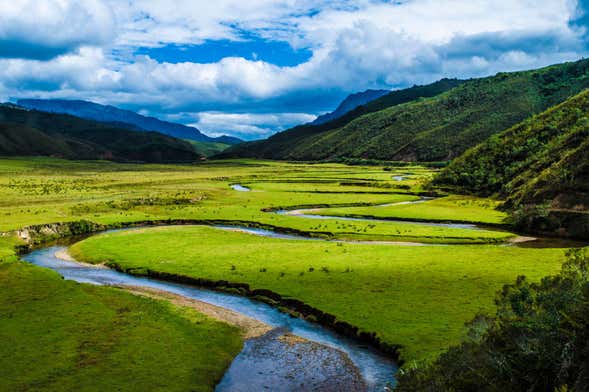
[[1, 0, 589, 140]]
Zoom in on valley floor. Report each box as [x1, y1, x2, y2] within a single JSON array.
[[0, 157, 582, 389]]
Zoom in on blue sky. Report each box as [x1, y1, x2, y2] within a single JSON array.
[[0, 0, 588, 140]]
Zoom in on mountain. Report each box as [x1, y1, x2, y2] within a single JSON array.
[[0, 105, 199, 163], [434, 89, 589, 239], [221, 59, 589, 162], [311, 89, 390, 125], [16, 99, 242, 145]]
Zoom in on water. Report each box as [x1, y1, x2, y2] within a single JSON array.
[[274, 209, 481, 230], [231, 184, 251, 192], [23, 244, 397, 391]]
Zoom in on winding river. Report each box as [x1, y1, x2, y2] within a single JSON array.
[[18, 186, 586, 391], [23, 237, 397, 391]]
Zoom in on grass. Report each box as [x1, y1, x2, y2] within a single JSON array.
[[0, 157, 512, 244], [312, 195, 508, 225], [0, 155, 574, 385], [0, 260, 242, 391], [69, 225, 567, 362]]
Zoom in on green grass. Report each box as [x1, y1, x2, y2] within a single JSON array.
[[312, 195, 508, 225], [0, 156, 565, 381], [0, 260, 242, 391], [69, 225, 567, 362], [0, 157, 512, 244]]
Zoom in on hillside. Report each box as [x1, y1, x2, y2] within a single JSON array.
[[187, 140, 231, 157], [435, 89, 589, 239], [219, 78, 463, 159], [222, 59, 589, 162], [311, 89, 390, 125], [0, 106, 199, 163], [17, 99, 242, 144]]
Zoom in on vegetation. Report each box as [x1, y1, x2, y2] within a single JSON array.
[[0, 259, 242, 391], [187, 140, 231, 157], [435, 89, 589, 239], [69, 225, 566, 362], [0, 156, 583, 386], [397, 249, 589, 391], [0, 158, 512, 244], [17, 99, 242, 144], [0, 105, 199, 163], [223, 58, 589, 162], [312, 195, 508, 225]]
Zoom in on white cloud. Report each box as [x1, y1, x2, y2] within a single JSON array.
[[0, 0, 587, 138], [0, 0, 114, 59], [188, 111, 317, 138]]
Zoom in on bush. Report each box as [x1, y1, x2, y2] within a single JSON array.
[[397, 249, 589, 391]]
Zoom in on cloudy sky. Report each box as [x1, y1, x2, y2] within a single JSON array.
[[1, 0, 588, 139]]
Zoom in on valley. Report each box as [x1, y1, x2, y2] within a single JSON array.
[[0, 157, 582, 390]]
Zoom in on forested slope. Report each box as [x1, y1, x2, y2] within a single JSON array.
[[0, 106, 199, 163], [435, 89, 589, 238], [223, 59, 589, 162]]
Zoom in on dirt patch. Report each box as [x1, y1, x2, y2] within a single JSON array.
[[118, 285, 272, 339]]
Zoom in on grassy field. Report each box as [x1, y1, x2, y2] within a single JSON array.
[[0, 158, 512, 244], [0, 259, 242, 391], [0, 156, 579, 383], [312, 195, 508, 224], [68, 226, 567, 362]]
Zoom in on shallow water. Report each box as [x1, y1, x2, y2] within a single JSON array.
[[23, 244, 397, 391], [231, 184, 251, 192], [274, 209, 481, 230]]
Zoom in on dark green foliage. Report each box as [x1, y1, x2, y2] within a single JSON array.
[[435, 89, 589, 238], [218, 78, 463, 159], [187, 140, 231, 157], [397, 249, 589, 392], [224, 59, 589, 162], [0, 106, 199, 163]]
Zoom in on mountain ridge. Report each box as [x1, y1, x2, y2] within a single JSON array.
[[220, 59, 589, 162], [0, 104, 200, 163], [17, 99, 242, 145], [311, 89, 390, 125]]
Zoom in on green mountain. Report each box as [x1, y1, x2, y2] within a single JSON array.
[[17, 99, 242, 144], [0, 106, 199, 163], [222, 59, 589, 162], [186, 140, 231, 157], [435, 89, 589, 239]]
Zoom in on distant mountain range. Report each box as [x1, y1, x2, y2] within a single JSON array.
[[220, 58, 589, 162], [0, 104, 199, 163], [311, 89, 390, 125], [17, 99, 242, 145]]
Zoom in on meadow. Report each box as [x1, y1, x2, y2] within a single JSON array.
[[0, 157, 578, 387]]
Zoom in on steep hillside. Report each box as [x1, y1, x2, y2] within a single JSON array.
[[0, 106, 199, 163], [223, 59, 589, 162], [311, 89, 390, 125], [219, 78, 462, 159], [435, 89, 589, 238], [17, 99, 242, 144], [187, 140, 231, 157]]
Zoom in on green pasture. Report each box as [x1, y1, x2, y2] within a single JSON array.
[[70, 225, 566, 362]]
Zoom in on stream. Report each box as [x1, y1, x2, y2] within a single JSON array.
[[22, 237, 398, 392], [18, 187, 586, 391]]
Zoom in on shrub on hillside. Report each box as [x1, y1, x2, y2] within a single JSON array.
[[397, 249, 589, 391]]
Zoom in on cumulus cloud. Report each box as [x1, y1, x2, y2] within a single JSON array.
[[1, 0, 588, 139], [188, 112, 316, 139], [0, 0, 115, 60]]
